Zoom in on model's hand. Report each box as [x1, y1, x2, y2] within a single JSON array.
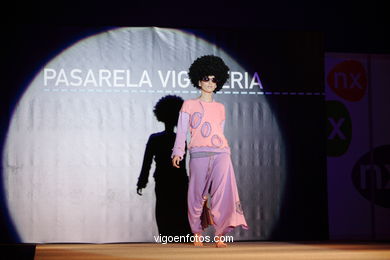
[[172, 155, 181, 168], [137, 188, 143, 196]]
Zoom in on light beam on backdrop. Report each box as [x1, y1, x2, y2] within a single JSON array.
[[3, 27, 286, 242]]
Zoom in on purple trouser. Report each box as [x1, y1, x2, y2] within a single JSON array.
[[188, 152, 248, 236]]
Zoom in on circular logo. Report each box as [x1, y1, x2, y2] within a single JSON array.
[[327, 60, 367, 102], [351, 145, 390, 208], [327, 100, 352, 157]]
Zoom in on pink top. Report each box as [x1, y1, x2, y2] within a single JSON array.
[[172, 98, 230, 159]]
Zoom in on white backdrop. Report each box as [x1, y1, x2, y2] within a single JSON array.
[[3, 27, 285, 242]]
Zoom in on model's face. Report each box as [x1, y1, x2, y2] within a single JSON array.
[[198, 75, 217, 93]]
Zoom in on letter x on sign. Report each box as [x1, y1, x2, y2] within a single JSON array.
[[328, 117, 345, 140]]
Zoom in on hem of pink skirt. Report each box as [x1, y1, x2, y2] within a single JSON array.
[[218, 224, 249, 236]]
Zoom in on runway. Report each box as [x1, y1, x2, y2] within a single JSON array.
[[34, 241, 390, 260]]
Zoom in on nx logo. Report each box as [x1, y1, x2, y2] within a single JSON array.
[[352, 145, 390, 208], [358, 164, 390, 190], [327, 60, 367, 102], [327, 100, 352, 157]]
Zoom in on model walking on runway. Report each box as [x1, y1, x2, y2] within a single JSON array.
[[172, 55, 248, 247]]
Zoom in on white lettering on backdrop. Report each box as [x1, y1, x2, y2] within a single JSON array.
[[43, 68, 264, 90]]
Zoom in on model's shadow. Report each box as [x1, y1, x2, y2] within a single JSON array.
[[137, 95, 191, 236]]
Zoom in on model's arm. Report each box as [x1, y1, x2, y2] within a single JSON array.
[[172, 111, 190, 168]]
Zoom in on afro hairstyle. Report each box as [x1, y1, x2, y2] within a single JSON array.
[[153, 95, 184, 125], [188, 55, 229, 92]]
